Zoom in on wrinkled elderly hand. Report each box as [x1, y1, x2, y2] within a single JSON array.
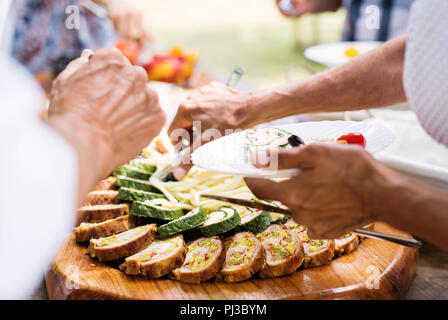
[[167, 81, 252, 180], [245, 144, 381, 239], [48, 48, 165, 182]]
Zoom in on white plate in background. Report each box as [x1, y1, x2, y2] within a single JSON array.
[[304, 41, 381, 68], [191, 121, 395, 178]]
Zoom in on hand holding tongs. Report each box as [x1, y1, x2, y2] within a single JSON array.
[[200, 194, 422, 249], [153, 67, 245, 182]]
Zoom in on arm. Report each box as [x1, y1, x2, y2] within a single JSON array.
[[93, 0, 144, 40], [241, 35, 407, 127], [0, 49, 164, 299], [364, 163, 448, 251], [245, 145, 448, 251], [47, 48, 165, 206], [168, 36, 407, 179]]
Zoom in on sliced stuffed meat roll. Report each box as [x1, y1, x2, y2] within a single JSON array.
[[120, 234, 186, 279], [171, 236, 224, 284], [257, 224, 303, 278], [334, 233, 360, 256], [219, 232, 266, 283], [75, 215, 130, 243], [88, 224, 156, 262]]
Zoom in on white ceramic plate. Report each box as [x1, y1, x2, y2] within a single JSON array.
[[191, 121, 395, 178], [304, 41, 382, 68]]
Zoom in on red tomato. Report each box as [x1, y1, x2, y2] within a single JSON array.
[[337, 133, 366, 147]]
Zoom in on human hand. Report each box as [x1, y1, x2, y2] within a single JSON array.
[[167, 81, 253, 180], [245, 144, 381, 239], [47, 48, 165, 183], [275, 0, 315, 17], [106, 0, 144, 40]]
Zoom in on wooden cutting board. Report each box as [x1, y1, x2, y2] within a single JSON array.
[[46, 222, 418, 300]]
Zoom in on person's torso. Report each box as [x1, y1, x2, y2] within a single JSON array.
[[342, 0, 414, 41]]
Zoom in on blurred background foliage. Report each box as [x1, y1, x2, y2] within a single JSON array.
[[135, 0, 346, 88]]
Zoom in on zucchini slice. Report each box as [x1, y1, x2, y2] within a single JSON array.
[[269, 212, 290, 224], [130, 200, 185, 220], [118, 187, 166, 202], [115, 175, 160, 193], [239, 208, 271, 234], [114, 164, 152, 180], [200, 207, 241, 237], [157, 207, 207, 238], [129, 159, 157, 174]]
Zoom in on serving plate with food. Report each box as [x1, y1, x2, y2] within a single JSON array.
[[46, 130, 416, 300], [191, 121, 394, 178]]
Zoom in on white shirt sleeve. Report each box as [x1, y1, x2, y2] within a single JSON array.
[[404, 0, 448, 148], [0, 55, 78, 299]]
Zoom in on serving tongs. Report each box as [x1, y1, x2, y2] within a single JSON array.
[[153, 67, 246, 182], [200, 194, 423, 249]]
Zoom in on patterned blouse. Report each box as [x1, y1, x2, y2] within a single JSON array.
[[10, 0, 117, 75]]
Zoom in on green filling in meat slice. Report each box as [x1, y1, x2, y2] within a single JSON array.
[[200, 207, 241, 237], [157, 207, 207, 238]]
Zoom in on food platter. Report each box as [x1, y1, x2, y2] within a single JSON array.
[[45, 129, 416, 300], [191, 121, 395, 177], [46, 222, 417, 300]]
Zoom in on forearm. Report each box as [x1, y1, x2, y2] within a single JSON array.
[[46, 115, 113, 207], [244, 36, 407, 126], [365, 162, 448, 251]]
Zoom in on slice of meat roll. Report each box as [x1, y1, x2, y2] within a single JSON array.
[[88, 224, 156, 262], [257, 224, 304, 278], [334, 233, 360, 256], [75, 215, 130, 243], [219, 232, 266, 283], [171, 236, 224, 284], [120, 234, 186, 279]]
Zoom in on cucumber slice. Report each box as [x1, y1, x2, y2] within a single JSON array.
[[200, 206, 241, 237], [157, 207, 207, 238], [118, 187, 166, 202], [116, 175, 160, 193], [129, 159, 157, 174], [239, 208, 272, 234], [130, 201, 185, 220], [114, 164, 152, 180], [269, 212, 290, 224]]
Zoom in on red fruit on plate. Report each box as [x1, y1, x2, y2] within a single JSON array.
[[337, 133, 366, 147]]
